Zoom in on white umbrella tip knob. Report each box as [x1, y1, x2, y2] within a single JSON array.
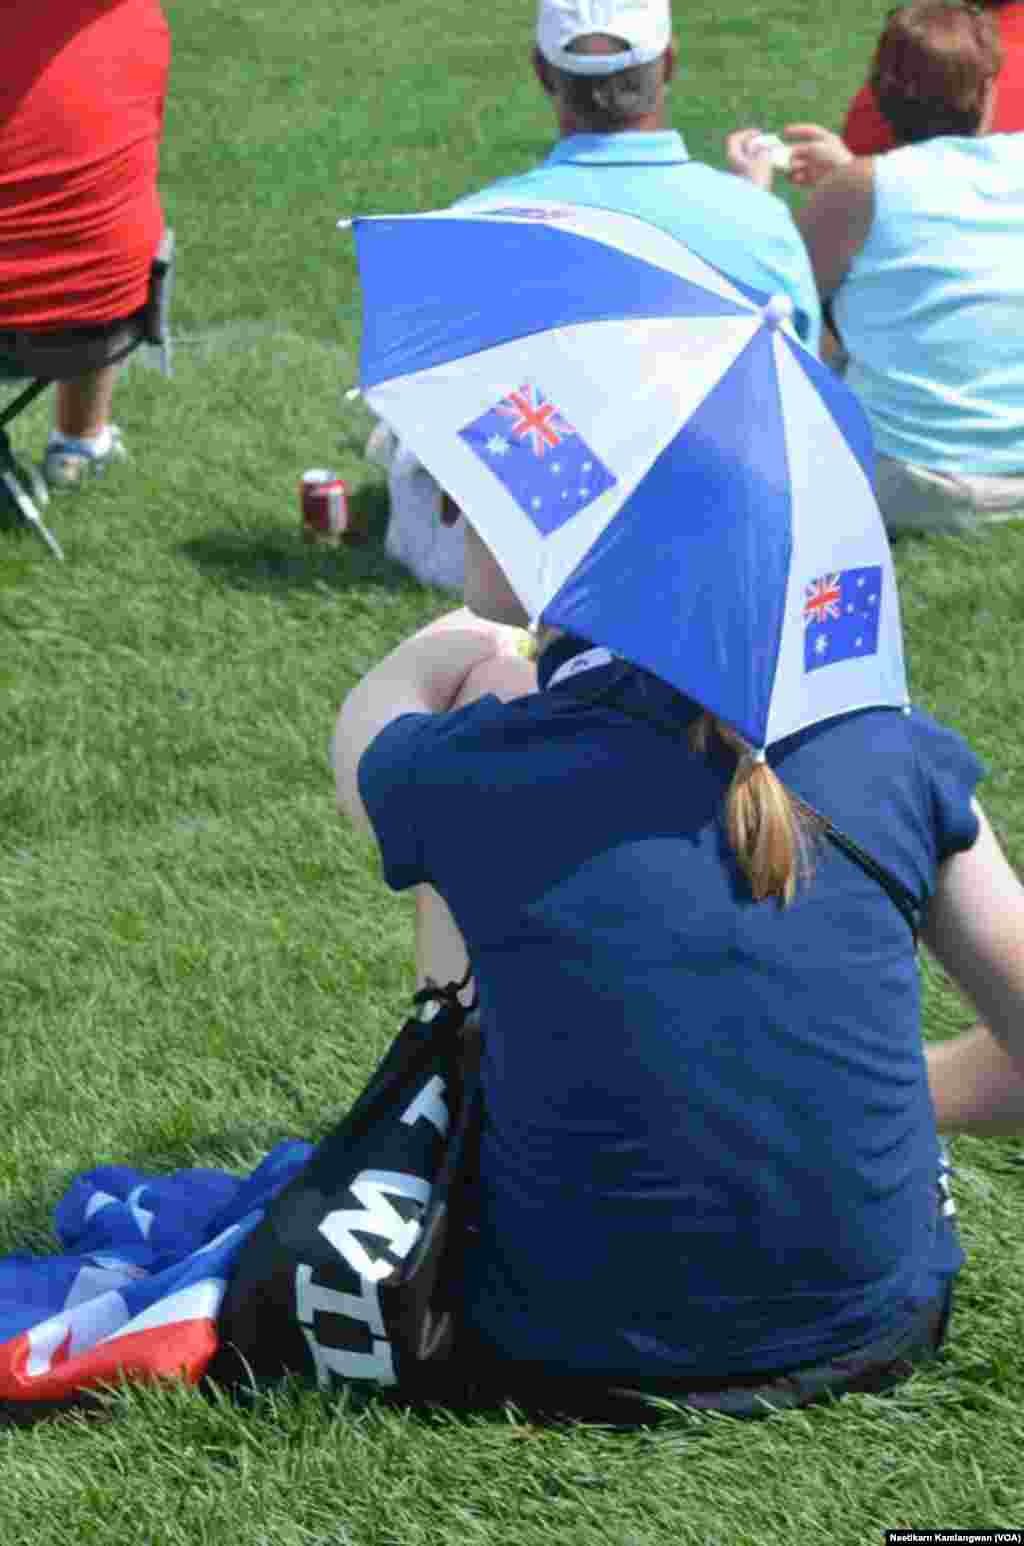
[[762, 294, 794, 329]]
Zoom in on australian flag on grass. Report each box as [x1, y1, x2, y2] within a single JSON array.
[[0, 1145, 311, 1408], [459, 381, 616, 537], [804, 565, 883, 674]]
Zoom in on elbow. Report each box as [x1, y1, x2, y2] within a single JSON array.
[[331, 694, 369, 833]]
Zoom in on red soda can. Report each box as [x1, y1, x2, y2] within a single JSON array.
[[300, 469, 349, 545]]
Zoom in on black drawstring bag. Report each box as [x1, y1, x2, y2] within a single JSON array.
[[209, 974, 481, 1399]]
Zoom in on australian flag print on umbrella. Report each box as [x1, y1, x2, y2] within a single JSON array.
[[804, 567, 883, 674], [459, 381, 616, 536], [349, 199, 908, 749]]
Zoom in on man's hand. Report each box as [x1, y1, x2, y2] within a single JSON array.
[[725, 128, 778, 191], [784, 124, 855, 189]]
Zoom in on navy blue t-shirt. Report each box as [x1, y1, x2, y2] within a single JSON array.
[[358, 642, 981, 1379]]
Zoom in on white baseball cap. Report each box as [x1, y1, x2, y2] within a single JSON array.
[[536, 0, 671, 76]]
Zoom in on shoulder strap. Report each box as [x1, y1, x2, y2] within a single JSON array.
[[818, 817, 922, 947]]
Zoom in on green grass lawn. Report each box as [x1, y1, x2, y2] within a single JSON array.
[[2, 1, 1024, 1541]]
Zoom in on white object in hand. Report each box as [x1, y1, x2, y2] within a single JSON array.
[[749, 133, 792, 172]]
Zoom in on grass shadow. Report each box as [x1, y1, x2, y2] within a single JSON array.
[[177, 486, 442, 599]]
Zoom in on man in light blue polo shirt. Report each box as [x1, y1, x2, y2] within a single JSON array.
[[457, 0, 822, 352], [374, 0, 820, 591]]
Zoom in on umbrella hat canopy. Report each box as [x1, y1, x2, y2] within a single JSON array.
[[351, 201, 908, 749]]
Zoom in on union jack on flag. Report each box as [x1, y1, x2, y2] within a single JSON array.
[[480, 205, 578, 225], [804, 573, 842, 626], [804, 565, 883, 674], [497, 383, 573, 458], [459, 380, 616, 536]]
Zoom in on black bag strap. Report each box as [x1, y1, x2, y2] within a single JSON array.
[[817, 816, 922, 946], [332, 968, 476, 1151]]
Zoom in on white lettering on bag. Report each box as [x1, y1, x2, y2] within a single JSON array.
[[400, 1075, 448, 1137], [294, 1263, 396, 1386], [318, 1169, 431, 1283]]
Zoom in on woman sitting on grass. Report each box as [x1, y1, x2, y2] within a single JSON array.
[[333, 497, 1024, 1417], [729, 1, 1024, 536]]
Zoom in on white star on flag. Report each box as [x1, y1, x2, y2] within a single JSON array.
[[485, 434, 510, 456], [815, 635, 829, 656]]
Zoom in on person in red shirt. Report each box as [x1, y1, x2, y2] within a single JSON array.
[[773, 0, 1024, 187], [843, 0, 1024, 153], [0, 0, 171, 488]]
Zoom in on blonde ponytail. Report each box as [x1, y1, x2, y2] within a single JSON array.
[[690, 713, 823, 905]]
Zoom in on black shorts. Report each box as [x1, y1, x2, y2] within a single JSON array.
[[436, 1284, 954, 1422], [0, 312, 146, 383]]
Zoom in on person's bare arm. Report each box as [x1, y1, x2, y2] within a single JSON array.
[[926, 1028, 1024, 1135], [922, 803, 1024, 1134], [793, 158, 876, 300], [333, 608, 530, 837], [784, 123, 854, 189]]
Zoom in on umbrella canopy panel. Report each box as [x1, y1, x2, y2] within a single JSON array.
[[355, 202, 757, 390], [353, 204, 908, 750]]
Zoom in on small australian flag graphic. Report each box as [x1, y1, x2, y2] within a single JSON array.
[[803, 566, 883, 673], [459, 381, 616, 536]]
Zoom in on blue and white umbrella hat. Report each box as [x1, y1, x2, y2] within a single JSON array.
[[349, 199, 908, 751]]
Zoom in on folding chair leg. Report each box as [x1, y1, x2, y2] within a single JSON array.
[[0, 463, 64, 560]]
